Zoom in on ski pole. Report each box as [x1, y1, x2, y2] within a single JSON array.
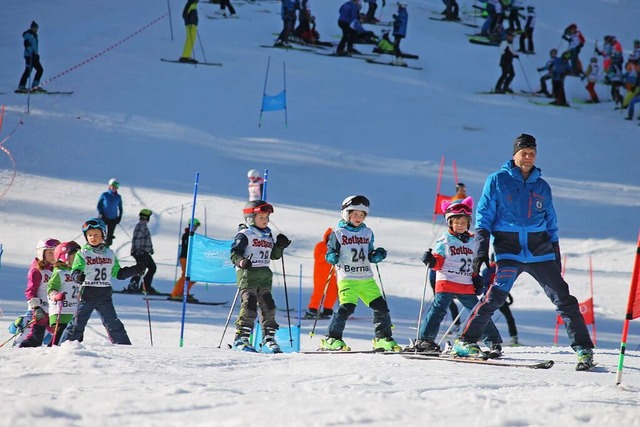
[[281, 255, 293, 346], [196, 29, 208, 63], [0, 319, 35, 348], [517, 57, 534, 94], [309, 265, 335, 339], [51, 298, 64, 346], [218, 287, 241, 348], [416, 265, 431, 342], [374, 264, 388, 301], [139, 269, 154, 347]]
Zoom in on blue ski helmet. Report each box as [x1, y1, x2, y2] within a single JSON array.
[[82, 217, 107, 240]]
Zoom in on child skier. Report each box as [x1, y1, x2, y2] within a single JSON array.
[[583, 57, 600, 103], [320, 195, 401, 352], [230, 200, 291, 353], [59, 218, 145, 345], [406, 198, 503, 357], [47, 241, 82, 345], [19, 238, 60, 347], [170, 218, 201, 302]]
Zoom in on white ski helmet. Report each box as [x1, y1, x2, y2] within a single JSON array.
[[247, 169, 261, 179], [341, 195, 370, 222], [108, 178, 120, 188], [36, 238, 60, 261]]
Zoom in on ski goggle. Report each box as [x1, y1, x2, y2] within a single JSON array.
[[243, 203, 274, 215], [82, 218, 105, 233], [342, 195, 370, 210], [38, 238, 61, 249], [447, 203, 472, 216]]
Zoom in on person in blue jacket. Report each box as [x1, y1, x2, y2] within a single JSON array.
[[336, 0, 360, 56], [451, 134, 595, 370], [392, 2, 408, 63], [96, 178, 123, 247], [17, 21, 44, 93], [275, 0, 298, 47]]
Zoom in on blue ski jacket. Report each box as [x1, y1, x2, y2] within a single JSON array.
[[393, 7, 408, 37], [97, 190, 123, 221], [475, 159, 558, 264], [23, 29, 38, 57], [338, 1, 359, 24]]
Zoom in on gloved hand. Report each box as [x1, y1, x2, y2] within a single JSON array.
[[472, 256, 489, 275], [472, 275, 484, 296], [33, 307, 46, 321], [552, 241, 562, 270], [116, 217, 122, 224], [72, 270, 86, 284], [236, 258, 252, 269], [53, 292, 66, 302], [368, 247, 387, 264], [275, 234, 292, 249], [326, 252, 339, 265], [421, 249, 435, 268], [506, 293, 514, 306], [135, 263, 146, 275]]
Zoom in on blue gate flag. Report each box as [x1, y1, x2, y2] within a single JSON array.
[[261, 90, 286, 111], [187, 234, 236, 284]]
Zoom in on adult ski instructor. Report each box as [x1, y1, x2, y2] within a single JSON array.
[[452, 134, 596, 371]]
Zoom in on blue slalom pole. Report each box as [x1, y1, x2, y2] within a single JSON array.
[[179, 172, 200, 347], [283, 61, 288, 127], [262, 169, 269, 201], [258, 57, 271, 127]]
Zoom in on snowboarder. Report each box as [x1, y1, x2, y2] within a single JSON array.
[[409, 198, 503, 357], [320, 195, 401, 352], [96, 178, 123, 247], [452, 134, 596, 370], [494, 30, 519, 93], [230, 200, 291, 353], [59, 218, 145, 345], [17, 21, 44, 93], [179, 0, 199, 63]]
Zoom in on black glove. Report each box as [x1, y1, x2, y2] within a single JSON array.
[[368, 247, 387, 264], [72, 270, 86, 284], [472, 256, 489, 276], [135, 263, 146, 275], [552, 241, 562, 270], [472, 275, 484, 295], [236, 258, 252, 269], [33, 307, 46, 321], [506, 293, 514, 306], [275, 234, 291, 249], [421, 249, 436, 268]]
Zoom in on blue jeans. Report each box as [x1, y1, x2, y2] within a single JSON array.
[[462, 260, 593, 351], [420, 292, 502, 345], [59, 287, 131, 345]]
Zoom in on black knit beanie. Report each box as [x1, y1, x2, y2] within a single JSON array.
[[513, 133, 537, 155]]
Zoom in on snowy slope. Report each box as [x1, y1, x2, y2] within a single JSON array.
[[1, 0, 640, 426]]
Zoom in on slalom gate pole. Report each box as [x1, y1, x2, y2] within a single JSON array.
[[281, 255, 293, 346], [179, 172, 200, 347], [416, 267, 430, 342], [218, 288, 241, 348], [309, 265, 335, 339], [166, 0, 174, 41], [258, 57, 271, 127]]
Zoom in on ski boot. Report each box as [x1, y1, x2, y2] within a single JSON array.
[[232, 336, 257, 352], [450, 339, 487, 359], [372, 337, 401, 352], [488, 343, 503, 359], [319, 337, 350, 351], [261, 337, 283, 354], [403, 339, 441, 354], [576, 349, 596, 371]]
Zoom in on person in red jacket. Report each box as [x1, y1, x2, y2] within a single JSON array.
[[305, 228, 338, 319]]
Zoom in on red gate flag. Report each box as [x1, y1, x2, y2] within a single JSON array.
[[555, 298, 594, 326]]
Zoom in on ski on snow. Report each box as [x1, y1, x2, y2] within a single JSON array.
[[144, 297, 229, 306], [401, 353, 555, 369], [365, 58, 422, 70], [160, 58, 223, 67], [260, 44, 316, 52], [14, 89, 73, 95], [428, 16, 479, 28], [114, 289, 171, 297], [528, 98, 581, 110]]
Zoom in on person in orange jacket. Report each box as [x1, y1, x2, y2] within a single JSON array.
[[305, 228, 338, 319]]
